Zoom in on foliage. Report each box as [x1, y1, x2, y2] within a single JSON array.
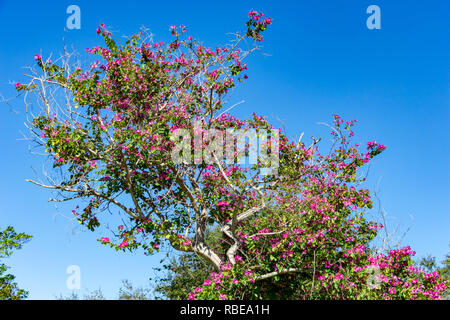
[[14, 10, 447, 300], [118, 279, 152, 300], [153, 227, 221, 299], [0, 226, 32, 300], [418, 255, 438, 273], [441, 251, 450, 299], [439, 249, 450, 280]]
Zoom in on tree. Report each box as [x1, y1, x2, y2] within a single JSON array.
[[14, 10, 447, 300], [439, 248, 450, 280], [0, 226, 32, 300], [418, 255, 438, 273], [153, 226, 221, 299], [441, 251, 450, 299]]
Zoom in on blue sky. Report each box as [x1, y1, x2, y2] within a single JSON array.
[[0, 0, 449, 299]]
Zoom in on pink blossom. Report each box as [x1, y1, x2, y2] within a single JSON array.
[[203, 279, 211, 286], [188, 293, 196, 300]]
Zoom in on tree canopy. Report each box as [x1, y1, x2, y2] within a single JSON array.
[[14, 10, 447, 300]]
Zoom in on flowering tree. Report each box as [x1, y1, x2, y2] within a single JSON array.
[[14, 11, 447, 300]]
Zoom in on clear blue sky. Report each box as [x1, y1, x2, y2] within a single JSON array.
[[0, 0, 449, 299]]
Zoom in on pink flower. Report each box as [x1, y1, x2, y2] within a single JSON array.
[[113, 112, 124, 122], [14, 82, 22, 88], [220, 263, 233, 271], [34, 54, 42, 60], [88, 160, 98, 168], [334, 273, 344, 280], [203, 279, 211, 286], [101, 237, 110, 243], [119, 240, 128, 248]]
